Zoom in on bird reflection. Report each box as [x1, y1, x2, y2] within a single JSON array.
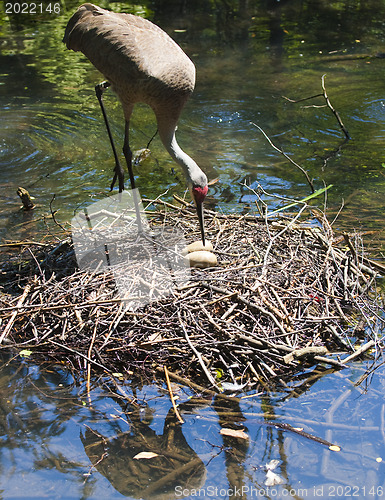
[[81, 404, 206, 499]]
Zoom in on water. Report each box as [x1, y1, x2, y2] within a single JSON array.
[[1, 352, 385, 499], [1, 0, 385, 498], [2, 1, 385, 246]]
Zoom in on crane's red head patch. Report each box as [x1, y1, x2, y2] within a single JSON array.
[[192, 185, 208, 205]]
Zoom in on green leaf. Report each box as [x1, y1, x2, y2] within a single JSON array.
[[19, 349, 33, 357], [215, 368, 223, 380], [268, 185, 333, 216]]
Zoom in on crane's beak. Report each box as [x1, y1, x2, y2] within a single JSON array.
[[191, 185, 208, 246], [196, 200, 206, 247]]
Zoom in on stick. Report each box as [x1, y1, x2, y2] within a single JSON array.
[[164, 366, 184, 424], [177, 311, 221, 391], [48, 339, 111, 373], [155, 366, 240, 402], [343, 233, 385, 276], [266, 420, 340, 449], [341, 340, 375, 364], [283, 75, 350, 140], [0, 284, 31, 343], [87, 308, 100, 401], [0, 297, 130, 315], [251, 122, 315, 192], [0, 241, 49, 248], [200, 282, 290, 338], [321, 74, 350, 139], [49, 194, 67, 231]]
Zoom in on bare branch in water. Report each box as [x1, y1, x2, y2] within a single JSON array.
[[283, 74, 350, 139], [250, 122, 315, 193]]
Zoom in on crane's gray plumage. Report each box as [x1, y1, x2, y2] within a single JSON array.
[[63, 3, 208, 242]]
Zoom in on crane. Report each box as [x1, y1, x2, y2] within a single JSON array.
[[63, 3, 208, 244]]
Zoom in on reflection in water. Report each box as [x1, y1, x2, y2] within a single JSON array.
[[0, 352, 385, 498], [213, 396, 249, 497], [1, 1, 385, 498], [81, 404, 206, 499]]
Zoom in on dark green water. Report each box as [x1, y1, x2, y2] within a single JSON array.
[[1, 1, 385, 498], [1, 1, 385, 249]]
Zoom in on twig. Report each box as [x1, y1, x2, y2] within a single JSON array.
[[261, 203, 308, 275], [251, 122, 315, 192], [341, 340, 375, 364], [321, 74, 350, 139], [266, 420, 340, 449], [49, 194, 67, 231], [0, 284, 31, 344], [283, 75, 350, 140], [0, 241, 49, 248], [177, 311, 221, 391], [201, 282, 289, 337], [0, 297, 127, 315], [87, 307, 100, 401], [155, 366, 240, 402], [164, 366, 184, 424], [343, 233, 385, 276], [48, 339, 111, 373], [283, 93, 324, 104]]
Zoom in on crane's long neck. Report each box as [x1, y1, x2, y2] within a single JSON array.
[[158, 126, 207, 245], [165, 132, 203, 184], [161, 130, 201, 185]]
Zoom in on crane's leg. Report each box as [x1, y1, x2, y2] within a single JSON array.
[[95, 81, 125, 193], [146, 129, 158, 149], [123, 120, 142, 233], [122, 120, 136, 191]]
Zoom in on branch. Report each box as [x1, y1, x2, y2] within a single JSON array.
[[251, 122, 315, 193], [283, 75, 350, 140], [0, 284, 31, 343], [164, 366, 184, 424], [321, 74, 350, 139], [177, 310, 221, 391]]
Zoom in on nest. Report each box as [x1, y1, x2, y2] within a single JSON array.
[[0, 198, 384, 393]]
